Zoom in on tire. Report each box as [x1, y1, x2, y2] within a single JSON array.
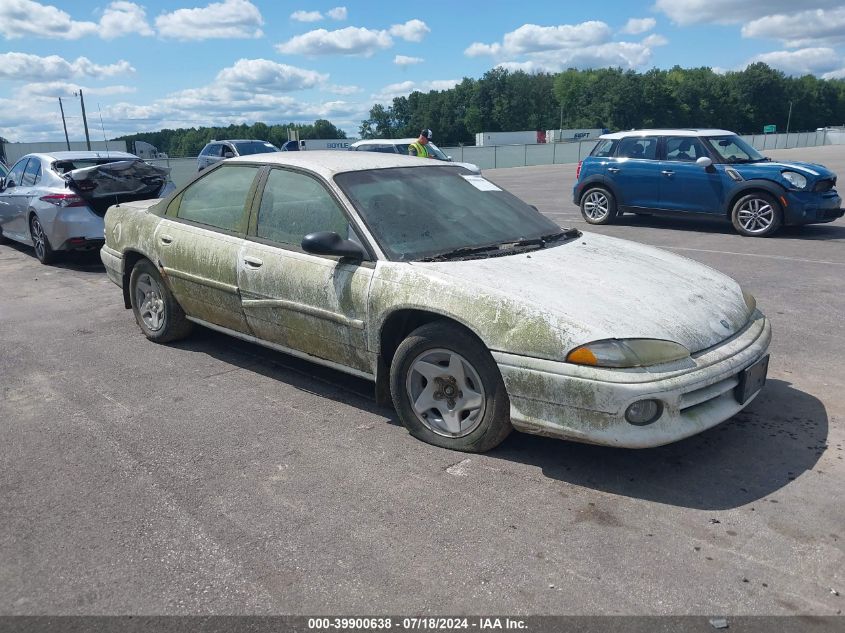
[[129, 259, 193, 343], [390, 321, 512, 452], [29, 214, 58, 264], [731, 192, 783, 237], [580, 187, 617, 225]]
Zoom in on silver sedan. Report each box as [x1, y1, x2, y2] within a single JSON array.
[[0, 151, 171, 264]]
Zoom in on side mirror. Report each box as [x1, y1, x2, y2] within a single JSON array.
[[447, 155, 453, 162], [696, 156, 713, 168], [2, 178, 13, 189], [223, 151, 235, 158], [302, 231, 366, 260]]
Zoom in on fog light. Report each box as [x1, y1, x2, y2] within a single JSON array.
[[625, 399, 663, 426]]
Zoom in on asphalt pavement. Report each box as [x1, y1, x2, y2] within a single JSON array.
[[0, 146, 843, 616]]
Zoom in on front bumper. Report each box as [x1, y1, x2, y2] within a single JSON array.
[[494, 313, 771, 448], [783, 190, 842, 225]]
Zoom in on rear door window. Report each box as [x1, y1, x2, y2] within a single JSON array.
[[617, 137, 658, 160], [4, 158, 29, 188], [173, 165, 258, 233]]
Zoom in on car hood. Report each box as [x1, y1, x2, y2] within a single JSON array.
[[409, 232, 751, 354], [734, 160, 836, 181]]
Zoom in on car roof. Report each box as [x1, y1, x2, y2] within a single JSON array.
[[209, 139, 269, 144], [227, 150, 458, 177], [24, 151, 140, 161], [599, 129, 735, 140]]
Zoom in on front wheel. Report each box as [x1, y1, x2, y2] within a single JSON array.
[[580, 187, 617, 225], [390, 321, 512, 452], [129, 259, 193, 343], [731, 192, 783, 237]]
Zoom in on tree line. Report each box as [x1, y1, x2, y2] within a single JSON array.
[[361, 63, 845, 145], [116, 120, 346, 158], [114, 63, 845, 154]]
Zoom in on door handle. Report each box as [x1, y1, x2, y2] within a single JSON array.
[[160, 234, 173, 244], [607, 167, 620, 174], [661, 170, 674, 176], [243, 256, 263, 269]]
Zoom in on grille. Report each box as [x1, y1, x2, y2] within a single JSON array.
[[814, 178, 835, 192]]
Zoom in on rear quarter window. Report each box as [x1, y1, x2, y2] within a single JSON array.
[[590, 140, 617, 157]]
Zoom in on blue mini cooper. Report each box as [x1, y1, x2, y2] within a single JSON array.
[[573, 129, 843, 236]]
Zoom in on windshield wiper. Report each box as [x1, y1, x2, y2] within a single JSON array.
[[419, 228, 581, 262]]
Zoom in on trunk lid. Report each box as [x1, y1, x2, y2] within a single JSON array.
[[64, 160, 171, 216]]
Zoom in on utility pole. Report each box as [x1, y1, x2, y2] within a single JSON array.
[[58, 97, 71, 150], [76, 89, 91, 150], [786, 100, 793, 136]]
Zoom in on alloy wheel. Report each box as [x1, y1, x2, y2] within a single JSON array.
[[405, 348, 486, 438], [135, 272, 166, 331], [30, 217, 46, 260], [737, 197, 774, 234], [583, 190, 610, 221]]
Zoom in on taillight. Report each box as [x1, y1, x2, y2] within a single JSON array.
[[576, 161, 582, 180], [39, 193, 87, 208]]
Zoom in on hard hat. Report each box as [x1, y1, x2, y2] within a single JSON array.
[[421, 128, 433, 139]]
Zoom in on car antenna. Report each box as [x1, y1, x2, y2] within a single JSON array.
[[98, 104, 120, 207]]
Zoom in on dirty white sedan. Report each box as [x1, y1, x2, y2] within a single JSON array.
[[101, 152, 770, 452]]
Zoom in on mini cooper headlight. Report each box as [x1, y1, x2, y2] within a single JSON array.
[[781, 170, 807, 190], [566, 339, 690, 368]]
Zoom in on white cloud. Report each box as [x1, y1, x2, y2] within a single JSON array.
[[0, 53, 134, 80], [276, 26, 393, 56], [17, 82, 136, 100], [215, 58, 327, 92], [99, 2, 154, 39], [465, 22, 659, 71], [0, 0, 152, 40], [465, 22, 612, 57], [748, 47, 841, 75], [327, 7, 347, 20], [326, 84, 361, 95], [642, 33, 668, 47], [156, 0, 264, 40], [621, 17, 656, 34], [388, 19, 430, 42], [394, 55, 424, 66], [291, 10, 323, 22], [652, 0, 841, 26], [742, 8, 845, 47], [372, 79, 460, 102]]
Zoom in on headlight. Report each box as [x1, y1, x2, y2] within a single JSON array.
[[781, 171, 807, 190], [566, 339, 690, 368], [742, 288, 756, 315]]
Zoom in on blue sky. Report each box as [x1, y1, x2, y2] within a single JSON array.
[[2, 0, 845, 142]]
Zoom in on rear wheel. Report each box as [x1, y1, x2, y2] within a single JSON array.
[[390, 321, 512, 452], [129, 259, 193, 343], [30, 214, 58, 264], [731, 192, 783, 237], [580, 187, 617, 224]]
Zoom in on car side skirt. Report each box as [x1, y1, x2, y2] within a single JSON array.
[[185, 316, 377, 381]]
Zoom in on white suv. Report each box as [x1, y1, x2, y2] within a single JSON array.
[[196, 139, 280, 171]]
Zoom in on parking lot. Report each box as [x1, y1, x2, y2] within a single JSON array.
[[1, 145, 843, 615]]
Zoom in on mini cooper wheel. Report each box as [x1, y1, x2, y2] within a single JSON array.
[[731, 192, 783, 237], [29, 214, 58, 264], [390, 321, 511, 452], [129, 259, 193, 343], [580, 187, 617, 225]]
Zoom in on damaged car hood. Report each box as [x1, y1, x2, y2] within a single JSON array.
[[66, 160, 170, 198], [408, 232, 751, 354]]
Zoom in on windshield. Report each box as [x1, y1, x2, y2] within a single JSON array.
[[233, 141, 280, 155], [334, 165, 564, 261], [705, 135, 765, 163]]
